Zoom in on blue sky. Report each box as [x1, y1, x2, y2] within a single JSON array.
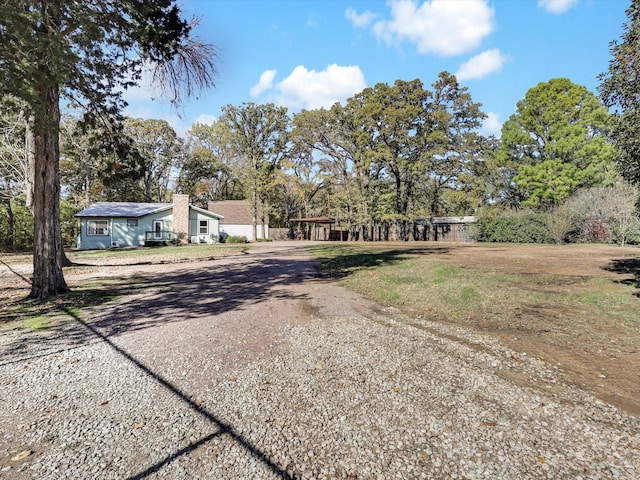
[[123, 0, 628, 138]]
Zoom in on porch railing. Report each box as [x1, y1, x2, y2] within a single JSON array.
[[144, 231, 177, 246]]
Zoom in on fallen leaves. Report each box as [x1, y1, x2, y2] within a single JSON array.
[[11, 450, 33, 462]]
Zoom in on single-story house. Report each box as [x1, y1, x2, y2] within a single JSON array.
[[75, 194, 223, 250], [207, 200, 268, 241]]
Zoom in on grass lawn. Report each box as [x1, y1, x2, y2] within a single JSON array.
[[307, 242, 640, 415], [306, 242, 640, 333]]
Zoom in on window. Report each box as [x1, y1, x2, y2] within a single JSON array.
[[199, 220, 209, 235], [127, 219, 138, 227], [87, 219, 109, 236]]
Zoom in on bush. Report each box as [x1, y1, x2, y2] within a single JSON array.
[[225, 235, 248, 244], [612, 222, 640, 245], [0, 197, 34, 252], [475, 213, 552, 244]]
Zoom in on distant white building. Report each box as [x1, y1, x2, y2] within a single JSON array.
[[207, 200, 268, 241]]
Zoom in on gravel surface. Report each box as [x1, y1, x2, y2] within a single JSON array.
[[1, 243, 639, 479]]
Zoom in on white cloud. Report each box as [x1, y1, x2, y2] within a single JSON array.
[[538, 0, 579, 15], [345, 8, 377, 28], [164, 114, 191, 138], [456, 49, 508, 81], [121, 68, 162, 104], [250, 69, 277, 98], [253, 64, 367, 111], [372, 0, 495, 56], [193, 114, 217, 126], [480, 112, 502, 137]]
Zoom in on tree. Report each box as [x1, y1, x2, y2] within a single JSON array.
[[605, 182, 640, 247], [498, 78, 615, 211], [0, 1, 217, 298], [294, 104, 377, 241], [598, 2, 640, 186], [564, 183, 640, 246], [287, 111, 329, 219], [178, 121, 243, 205], [347, 79, 429, 240], [418, 72, 487, 237], [219, 103, 289, 240], [60, 114, 115, 207], [0, 98, 30, 250], [119, 118, 182, 202]]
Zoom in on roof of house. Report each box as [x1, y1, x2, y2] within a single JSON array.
[[75, 202, 172, 218], [75, 202, 224, 220], [208, 200, 265, 225], [192, 204, 223, 220]]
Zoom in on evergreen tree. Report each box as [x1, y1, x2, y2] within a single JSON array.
[[0, 1, 217, 298], [498, 78, 615, 211]]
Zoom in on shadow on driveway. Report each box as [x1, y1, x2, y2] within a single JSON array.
[[0, 248, 317, 364]]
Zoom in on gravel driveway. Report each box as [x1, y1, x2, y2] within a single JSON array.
[[1, 242, 639, 479]]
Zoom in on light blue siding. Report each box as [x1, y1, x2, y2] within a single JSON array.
[[188, 210, 221, 244], [78, 211, 174, 250], [77, 205, 222, 250]]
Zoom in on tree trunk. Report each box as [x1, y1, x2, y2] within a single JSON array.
[[25, 116, 36, 212], [251, 157, 258, 242], [251, 188, 257, 241], [28, 82, 69, 299], [260, 198, 268, 240]]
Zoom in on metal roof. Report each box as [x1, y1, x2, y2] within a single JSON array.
[[433, 216, 477, 224], [289, 216, 335, 224], [75, 202, 172, 218]]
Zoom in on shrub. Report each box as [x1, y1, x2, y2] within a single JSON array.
[[475, 213, 552, 244], [225, 235, 248, 244]]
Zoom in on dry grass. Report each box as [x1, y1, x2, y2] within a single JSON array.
[[308, 242, 640, 333]]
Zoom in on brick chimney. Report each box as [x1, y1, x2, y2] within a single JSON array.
[[172, 194, 190, 244]]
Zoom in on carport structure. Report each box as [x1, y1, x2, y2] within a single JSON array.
[[289, 216, 336, 241]]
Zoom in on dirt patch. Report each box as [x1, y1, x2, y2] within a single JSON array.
[[392, 243, 640, 417]]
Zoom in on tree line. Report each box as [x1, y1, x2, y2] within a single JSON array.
[[2, 1, 640, 298], [2, 73, 640, 247]]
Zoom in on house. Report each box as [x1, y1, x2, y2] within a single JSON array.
[[207, 200, 268, 241], [75, 194, 223, 250]]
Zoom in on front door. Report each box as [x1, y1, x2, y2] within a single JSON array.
[[153, 220, 163, 240]]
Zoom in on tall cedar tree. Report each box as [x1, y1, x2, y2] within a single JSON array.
[[0, 1, 217, 298]]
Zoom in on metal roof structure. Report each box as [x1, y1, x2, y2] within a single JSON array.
[[74, 202, 172, 218], [289, 216, 335, 223]]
